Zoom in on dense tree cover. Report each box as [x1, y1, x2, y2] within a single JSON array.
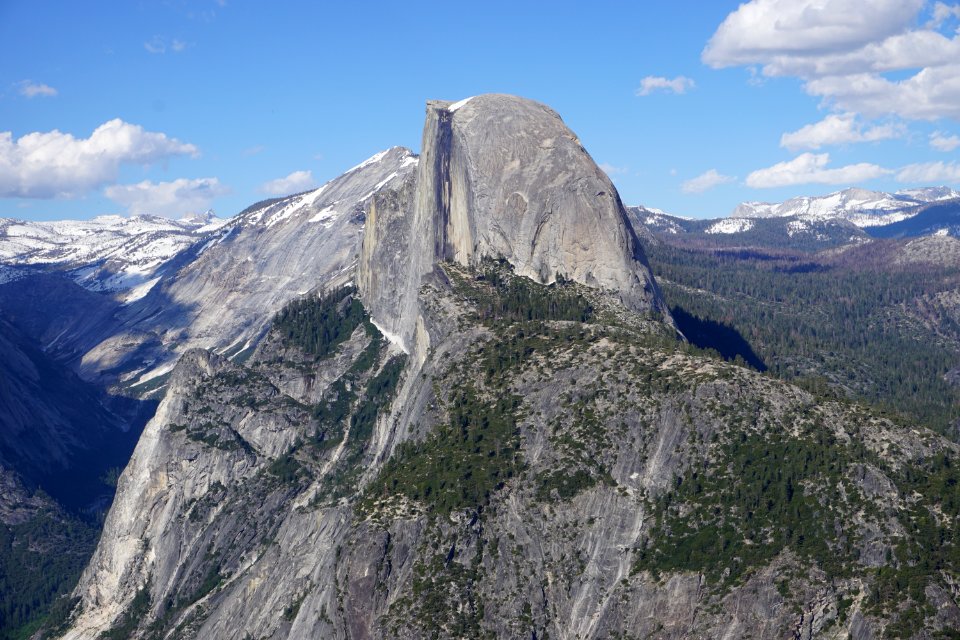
[[636, 408, 960, 638], [368, 383, 523, 516], [643, 240, 960, 432], [636, 427, 861, 585], [272, 286, 367, 360], [366, 262, 603, 517], [454, 259, 595, 325], [0, 510, 97, 640]]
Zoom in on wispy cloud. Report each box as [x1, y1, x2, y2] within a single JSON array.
[[682, 169, 736, 193], [599, 163, 628, 176], [18, 81, 57, 98], [242, 144, 266, 157], [0, 119, 199, 199], [780, 113, 903, 150], [144, 36, 190, 54], [105, 177, 229, 218], [930, 131, 960, 152], [636, 75, 695, 96], [746, 153, 891, 188], [259, 170, 316, 195], [144, 36, 166, 54], [896, 161, 960, 183]]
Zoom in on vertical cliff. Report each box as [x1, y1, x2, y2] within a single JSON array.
[[358, 94, 668, 353], [57, 95, 960, 640]]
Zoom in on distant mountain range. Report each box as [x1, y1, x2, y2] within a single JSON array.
[[732, 186, 959, 227], [630, 186, 960, 250]]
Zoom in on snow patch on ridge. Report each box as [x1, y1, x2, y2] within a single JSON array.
[[706, 218, 754, 234], [448, 96, 475, 112], [345, 150, 389, 175]]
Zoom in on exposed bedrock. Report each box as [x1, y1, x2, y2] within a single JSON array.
[[358, 94, 668, 354]]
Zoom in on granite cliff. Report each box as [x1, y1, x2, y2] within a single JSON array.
[[54, 97, 960, 640], [358, 94, 666, 354]]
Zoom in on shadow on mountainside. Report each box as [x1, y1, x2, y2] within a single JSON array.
[[671, 305, 767, 372]]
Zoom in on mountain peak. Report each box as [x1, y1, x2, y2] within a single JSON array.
[[358, 94, 667, 352], [179, 209, 218, 225], [731, 186, 945, 228]]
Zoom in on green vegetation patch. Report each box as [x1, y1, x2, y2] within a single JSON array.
[[447, 258, 594, 325], [0, 510, 97, 639], [273, 285, 367, 360], [644, 240, 960, 432], [367, 384, 522, 516], [635, 426, 866, 587]]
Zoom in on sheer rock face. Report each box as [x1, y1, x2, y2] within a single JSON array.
[[359, 95, 667, 353]]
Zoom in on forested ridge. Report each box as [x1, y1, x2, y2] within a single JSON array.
[[642, 238, 960, 433]]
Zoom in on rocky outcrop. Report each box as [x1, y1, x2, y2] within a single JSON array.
[[60, 264, 960, 639], [359, 95, 667, 352]]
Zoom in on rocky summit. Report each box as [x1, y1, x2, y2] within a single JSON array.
[[12, 96, 959, 640], [359, 94, 666, 354]]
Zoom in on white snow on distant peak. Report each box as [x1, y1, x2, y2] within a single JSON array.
[[304, 183, 328, 205], [706, 218, 754, 234], [935, 228, 950, 236], [448, 96, 475, 112], [400, 155, 419, 168], [896, 187, 960, 202], [731, 187, 948, 228], [345, 149, 390, 175], [646, 207, 693, 221], [263, 192, 317, 229]]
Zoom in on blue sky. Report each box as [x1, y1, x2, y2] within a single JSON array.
[[2, 0, 959, 221]]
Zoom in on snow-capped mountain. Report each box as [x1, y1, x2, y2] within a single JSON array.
[[732, 186, 959, 228], [626, 206, 690, 235], [0, 211, 227, 301]]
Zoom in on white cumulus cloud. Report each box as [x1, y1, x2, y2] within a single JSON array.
[[18, 81, 58, 98], [703, 0, 960, 121], [0, 119, 199, 199], [745, 152, 891, 188], [105, 177, 229, 217], [896, 161, 960, 183], [703, 0, 925, 68], [780, 113, 903, 150], [682, 169, 736, 194], [259, 170, 316, 195], [930, 131, 960, 152], [636, 75, 695, 96]]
